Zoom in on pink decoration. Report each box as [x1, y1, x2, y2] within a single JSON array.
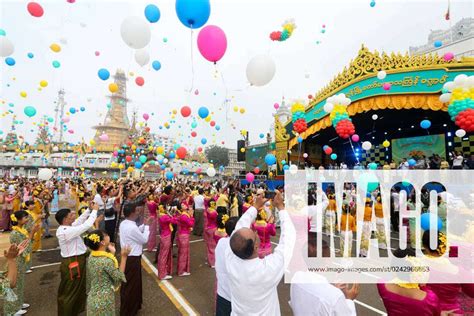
[[113, 150, 118, 156], [382, 83, 391, 91], [94, 51, 100, 56], [351, 134, 360, 142], [197, 25, 227, 63], [443, 52, 454, 61], [246, 172, 255, 183], [274, 103, 279, 109], [194, 89, 199, 95], [143, 113, 149, 121], [99, 133, 109, 141], [27, 2, 44, 17]]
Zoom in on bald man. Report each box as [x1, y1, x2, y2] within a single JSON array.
[[225, 191, 293, 315]]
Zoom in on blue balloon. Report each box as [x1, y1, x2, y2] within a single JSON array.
[[27, 52, 34, 58], [201, 138, 207, 145], [152, 60, 161, 71], [144, 4, 161, 23], [80, 107, 85, 112], [198, 106, 209, 119], [135, 161, 143, 169], [370, 0, 376, 7], [5, 57, 15, 66], [70, 107, 76, 114], [434, 41, 442, 48], [283, 165, 290, 171], [420, 213, 442, 231], [215, 125, 220, 131], [98, 68, 110, 81], [169, 152, 176, 159], [165, 171, 174, 180], [259, 133, 264, 138], [330, 153, 337, 160], [420, 119, 431, 129], [297, 136, 303, 143], [175, 0, 210, 29], [264, 154, 277, 165], [408, 158, 416, 166]]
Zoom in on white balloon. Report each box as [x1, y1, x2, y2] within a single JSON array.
[[246, 54, 276, 87], [455, 129, 466, 138], [443, 82, 455, 92], [372, 114, 378, 120], [135, 49, 150, 66], [323, 102, 334, 113], [454, 74, 468, 86], [289, 164, 298, 175], [206, 167, 216, 177], [303, 153, 308, 158], [342, 97, 351, 106], [327, 96, 336, 104], [304, 73, 310, 79], [120, 16, 151, 49], [362, 141, 372, 151], [439, 93, 451, 103], [467, 76, 474, 88], [377, 70, 387, 80], [38, 168, 53, 181], [163, 158, 169, 164], [0, 37, 14, 57]]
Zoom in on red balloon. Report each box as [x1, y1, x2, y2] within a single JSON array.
[[455, 109, 474, 132], [335, 119, 355, 139], [176, 147, 187, 159], [27, 2, 44, 17], [191, 131, 197, 137], [197, 147, 202, 152], [145, 127, 150, 132], [270, 31, 281, 41], [324, 146, 333, 155], [254, 167, 260, 174], [210, 121, 216, 127], [293, 118, 307, 134], [125, 156, 132, 162], [308, 94, 313, 99], [135, 77, 144, 86], [181, 106, 191, 117]]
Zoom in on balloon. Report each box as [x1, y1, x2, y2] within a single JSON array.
[[443, 52, 454, 61], [139, 155, 147, 163], [165, 171, 174, 180], [175, 0, 210, 29], [191, 131, 197, 137], [109, 83, 119, 93], [246, 54, 276, 87], [245, 172, 255, 183], [24, 106, 37, 117], [135, 49, 150, 66], [408, 158, 416, 166], [198, 107, 209, 119], [382, 140, 390, 148], [197, 25, 227, 63], [377, 70, 386, 80], [99, 133, 109, 141], [372, 114, 378, 120], [125, 155, 132, 162], [323, 102, 334, 113], [5, 57, 15, 66], [62, 116, 70, 123], [207, 167, 216, 177], [259, 133, 264, 138], [39, 80, 48, 87], [297, 136, 303, 143], [420, 213, 442, 231], [142, 113, 149, 121], [120, 16, 151, 49], [144, 4, 161, 23], [176, 147, 187, 159], [152, 60, 161, 71], [274, 103, 279, 109], [135, 76, 145, 86], [351, 134, 359, 142], [50, 43, 61, 53], [0, 29, 5, 36], [98, 68, 110, 80], [439, 93, 451, 103], [324, 146, 332, 155], [80, 106, 85, 112], [434, 40, 442, 48], [27, 2, 44, 17], [135, 161, 143, 169], [52, 60, 61, 68], [27, 52, 34, 58], [382, 83, 391, 91], [362, 141, 372, 151], [303, 153, 308, 158], [180, 106, 191, 117], [368, 162, 377, 170], [0, 37, 14, 57], [264, 154, 277, 165], [70, 107, 76, 114], [420, 119, 431, 129], [289, 164, 298, 175], [95, 51, 100, 56], [370, 0, 376, 7], [455, 129, 466, 138], [201, 138, 207, 145], [330, 153, 337, 160], [38, 168, 53, 181]]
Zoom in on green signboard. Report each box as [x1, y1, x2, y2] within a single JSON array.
[[392, 134, 446, 163]]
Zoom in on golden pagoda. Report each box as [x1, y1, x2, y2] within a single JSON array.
[[93, 69, 131, 152]]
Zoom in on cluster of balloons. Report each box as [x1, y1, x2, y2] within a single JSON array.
[[269, 18, 296, 42], [325, 93, 355, 139], [442, 74, 474, 132], [291, 101, 307, 134]]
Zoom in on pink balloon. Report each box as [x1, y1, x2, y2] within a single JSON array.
[[383, 83, 391, 91], [99, 134, 109, 141], [197, 25, 227, 63], [113, 150, 118, 156], [68, 129, 74, 134], [246, 172, 255, 183], [274, 103, 279, 109], [62, 116, 70, 123], [351, 134, 359, 142], [443, 52, 454, 61], [143, 113, 149, 121], [95, 51, 100, 56]]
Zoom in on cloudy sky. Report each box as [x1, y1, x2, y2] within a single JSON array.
[[0, 0, 471, 150]]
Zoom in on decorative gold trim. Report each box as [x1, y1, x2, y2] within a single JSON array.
[[288, 94, 447, 148], [274, 115, 290, 142]]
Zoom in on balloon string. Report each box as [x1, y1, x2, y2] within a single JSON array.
[[189, 28, 195, 94]]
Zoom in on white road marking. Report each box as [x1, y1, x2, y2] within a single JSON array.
[[31, 262, 61, 269], [173, 238, 204, 247], [354, 299, 387, 315]]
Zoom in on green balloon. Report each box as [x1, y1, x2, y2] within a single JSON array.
[[139, 155, 147, 163], [52, 60, 61, 68], [24, 106, 37, 117]]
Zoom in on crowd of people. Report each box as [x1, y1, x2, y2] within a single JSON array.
[[0, 175, 472, 315]]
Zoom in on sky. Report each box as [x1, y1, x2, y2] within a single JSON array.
[[0, 0, 472, 150]]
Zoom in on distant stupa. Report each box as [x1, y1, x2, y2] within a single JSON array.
[[93, 70, 131, 152]]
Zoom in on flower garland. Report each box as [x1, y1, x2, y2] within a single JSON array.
[[91, 251, 118, 269]]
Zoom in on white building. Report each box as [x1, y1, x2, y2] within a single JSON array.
[[152, 134, 174, 153], [224, 149, 245, 176], [409, 17, 474, 57]]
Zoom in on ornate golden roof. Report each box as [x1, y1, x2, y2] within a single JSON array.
[[306, 44, 472, 111]]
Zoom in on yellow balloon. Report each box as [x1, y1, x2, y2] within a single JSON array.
[[50, 43, 61, 53], [90, 139, 96, 146], [109, 83, 119, 93], [129, 72, 134, 77], [233, 106, 238, 112], [269, 172, 273, 177], [382, 140, 390, 148], [239, 108, 245, 114], [172, 109, 177, 114], [127, 167, 134, 173], [156, 146, 164, 154], [40, 80, 48, 88], [20, 91, 27, 98], [131, 145, 136, 150], [119, 164, 125, 169], [205, 116, 211, 122]]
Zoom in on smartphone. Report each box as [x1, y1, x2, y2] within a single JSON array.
[[265, 191, 276, 199]]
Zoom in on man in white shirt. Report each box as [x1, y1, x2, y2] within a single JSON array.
[[309, 189, 329, 233], [290, 232, 359, 316], [214, 217, 239, 316], [193, 188, 205, 236], [55, 203, 99, 316], [225, 191, 293, 316], [119, 203, 151, 316]]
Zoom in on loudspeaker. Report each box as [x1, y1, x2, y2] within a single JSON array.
[[237, 140, 245, 162]]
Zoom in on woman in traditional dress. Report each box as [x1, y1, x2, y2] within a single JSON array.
[[325, 193, 337, 233], [84, 230, 130, 316], [31, 191, 44, 252], [204, 200, 218, 268], [374, 194, 387, 249], [50, 187, 59, 214], [0, 187, 11, 232], [177, 203, 194, 277], [340, 201, 356, 257], [251, 210, 276, 258], [213, 214, 229, 245], [360, 198, 373, 257], [157, 204, 175, 280], [4, 211, 39, 316], [1, 243, 27, 303], [146, 194, 158, 252], [241, 195, 253, 214]]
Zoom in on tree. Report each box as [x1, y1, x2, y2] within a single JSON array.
[[205, 145, 229, 167]]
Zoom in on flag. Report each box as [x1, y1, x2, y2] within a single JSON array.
[[445, 0, 450, 20]]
